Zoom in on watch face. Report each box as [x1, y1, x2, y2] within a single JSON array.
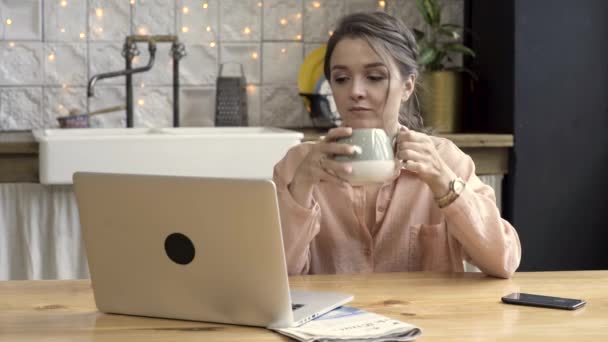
[[453, 179, 465, 194]]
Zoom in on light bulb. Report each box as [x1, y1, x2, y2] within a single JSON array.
[[137, 99, 145, 106], [209, 41, 216, 48], [251, 52, 258, 59], [79, 32, 86, 39], [243, 27, 251, 35], [6, 18, 12, 25], [48, 53, 56, 61], [96, 8, 103, 17], [181, 26, 189, 33], [60, 0, 68, 7], [378, 1, 386, 8], [312, 1, 321, 9], [206, 26, 212, 32], [281, 48, 287, 54], [183, 7, 189, 14], [280, 18, 287, 26], [202, 3, 208, 9]]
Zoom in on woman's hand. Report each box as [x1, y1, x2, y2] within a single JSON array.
[[289, 127, 355, 207], [395, 126, 456, 197]]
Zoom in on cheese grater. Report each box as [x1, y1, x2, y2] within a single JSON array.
[[215, 63, 248, 126]]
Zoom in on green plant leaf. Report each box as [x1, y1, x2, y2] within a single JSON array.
[[415, 0, 434, 26], [418, 46, 437, 66], [429, 0, 442, 26], [439, 27, 460, 39], [441, 23, 462, 30], [443, 43, 476, 57], [413, 28, 426, 42]]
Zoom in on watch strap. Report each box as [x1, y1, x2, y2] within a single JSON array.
[[435, 178, 465, 208]]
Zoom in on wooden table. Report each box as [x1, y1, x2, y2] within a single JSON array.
[[1, 271, 606, 341]]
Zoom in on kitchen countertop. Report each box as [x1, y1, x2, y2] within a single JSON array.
[[0, 130, 513, 183]]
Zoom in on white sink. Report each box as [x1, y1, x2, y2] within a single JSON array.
[[33, 127, 303, 185]]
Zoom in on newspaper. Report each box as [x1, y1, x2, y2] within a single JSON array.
[[272, 306, 422, 342]]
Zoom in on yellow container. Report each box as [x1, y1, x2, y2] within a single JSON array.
[[419, 71, 463, 133]]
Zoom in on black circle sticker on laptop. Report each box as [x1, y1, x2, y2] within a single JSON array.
[[164, 233, 195, 265]]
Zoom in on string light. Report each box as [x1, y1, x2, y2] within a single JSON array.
[[206, 26, 212, 32], [96, 8, 103, 17], [138, 27, 147, 35], [296, 12, 302, 19], [243, 27, 251, 35], [130, 0, 135, 5], [60, 27, 65, 33], [60, 0, 68, 7], [8, 42, 15, 47], [209, 41, 216, 47], [79, 32, 86, 39], [137, 99, 145, 106], [280, 18, 287, 26], [257, 2, 263, 7], [246, 84, 257, 94], [140, 82, 145, 88], [48, 53, 56, 61], [378, 0, 386, 8], [250, 52, 258, 59], [5, 18, 12, 25], [281, 48, 287, 54], [97, 27, 103, 33], [181, 26, 189, 33], [183, 6, 189, 14], [312, 1, 321, 9], [295, 34, 302, 40], [202, 2, 208, 9], [328, 30, 334, 36]]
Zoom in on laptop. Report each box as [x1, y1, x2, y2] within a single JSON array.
[[73, 172, 352, 328]]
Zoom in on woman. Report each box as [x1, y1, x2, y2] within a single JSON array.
[[273, 12, 521, 278]]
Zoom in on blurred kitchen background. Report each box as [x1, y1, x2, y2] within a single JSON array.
[[1, 0, 607, 279], [0, 0, 463, 130]]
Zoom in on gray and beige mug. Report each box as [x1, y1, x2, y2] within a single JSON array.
[[334, 128, 397, 185]]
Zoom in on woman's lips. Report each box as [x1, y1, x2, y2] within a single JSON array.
[[349, 107, 371, 112]]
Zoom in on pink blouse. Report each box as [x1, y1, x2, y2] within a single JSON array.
[[273, 135, 521, 278]]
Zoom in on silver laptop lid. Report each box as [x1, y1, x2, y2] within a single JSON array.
[[74, 172, 294, 327]]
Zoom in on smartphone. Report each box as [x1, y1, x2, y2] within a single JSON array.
[[501, 293, 586, 310]]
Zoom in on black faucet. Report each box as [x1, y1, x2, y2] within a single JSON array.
[[87, 35, 187, 128]]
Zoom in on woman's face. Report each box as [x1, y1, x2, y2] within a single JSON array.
[[329, 38, 415, 134]]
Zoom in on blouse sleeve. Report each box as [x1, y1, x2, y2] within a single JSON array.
[[272, 143, 322, 275], [438, 139, 522, 278]]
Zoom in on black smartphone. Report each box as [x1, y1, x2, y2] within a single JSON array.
[[501, 292, 586, 310]]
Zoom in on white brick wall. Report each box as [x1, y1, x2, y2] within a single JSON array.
[[0, 0, 463, 130]]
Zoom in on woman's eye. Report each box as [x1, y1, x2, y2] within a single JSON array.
[[333, 76, 348, 84], [368, 75, 386, 82]]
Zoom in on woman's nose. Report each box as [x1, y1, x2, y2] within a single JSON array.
[[349, 78, 365, 100]]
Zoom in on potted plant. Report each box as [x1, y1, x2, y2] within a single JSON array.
[[413, 0, 476, 132]]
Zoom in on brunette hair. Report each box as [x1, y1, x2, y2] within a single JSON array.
[[324, 11, 424, 131]]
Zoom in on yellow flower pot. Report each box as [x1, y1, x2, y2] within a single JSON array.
[[419, 70, 463, 133]]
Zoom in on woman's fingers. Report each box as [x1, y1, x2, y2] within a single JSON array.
[[321, 158, 352, 178], [322, 141, 357, 156], [325, 126, 353, 141], [397, 148, 426, 163]]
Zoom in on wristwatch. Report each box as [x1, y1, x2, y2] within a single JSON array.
[[435, 177, 466, 208]]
